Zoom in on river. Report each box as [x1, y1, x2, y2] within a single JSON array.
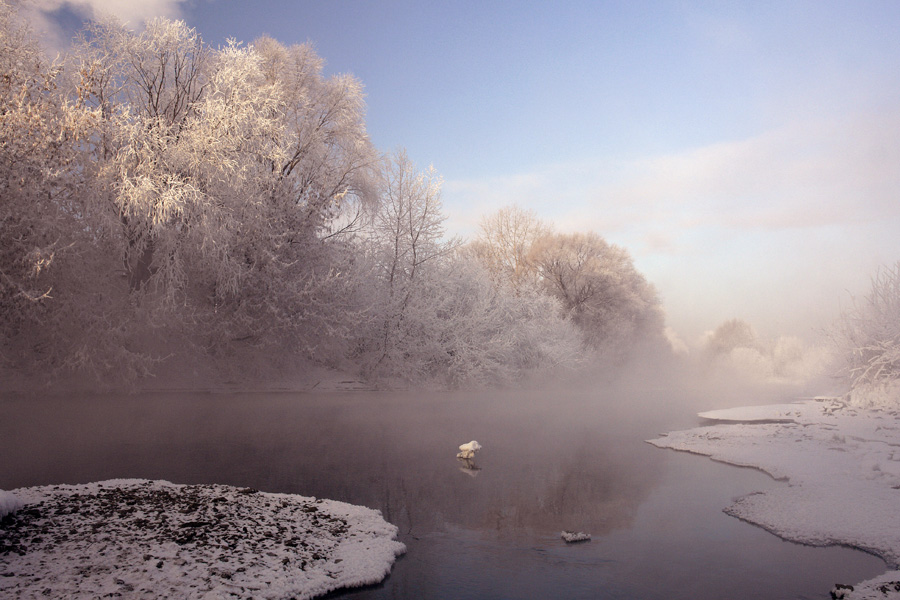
[[0, 385, 885, 599]]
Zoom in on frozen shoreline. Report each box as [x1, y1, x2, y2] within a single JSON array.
[[0, 479, 405, 599], [648, 397, 900, 599]]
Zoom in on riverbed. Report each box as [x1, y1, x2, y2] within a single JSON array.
[[0, 386, 885, 599]]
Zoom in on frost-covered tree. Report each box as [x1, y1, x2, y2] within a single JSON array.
[[1, 8, 383, 384], [833, 261, 900, 407], [253, 36, 378, 239], [469, 205, 550, 294], [69, 17, 213, 291], [0, 1, 130, 378], [75, 22, 377, 358], [355, 156, 585, 386], [0, 1, 69, 310], [531, 232, 665, 353], [418, 255, 583, 386], [360, 150, 456, 377]]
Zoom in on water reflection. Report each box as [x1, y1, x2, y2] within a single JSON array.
[[457, 457, 480, 477], [0, 391, 662, 537]]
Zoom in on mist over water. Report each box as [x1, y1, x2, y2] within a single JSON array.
[[0, 371, 884, 599]]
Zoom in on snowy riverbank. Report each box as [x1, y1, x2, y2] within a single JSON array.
[[648, 397, 900, 599], [0, 479, 405, 599]]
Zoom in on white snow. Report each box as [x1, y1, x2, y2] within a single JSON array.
[[0, 490, 23, 519], [648, 397, 900, 599], [0, 479, 405, 599]]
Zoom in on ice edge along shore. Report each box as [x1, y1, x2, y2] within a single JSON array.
[[648, 397, 900, 600]]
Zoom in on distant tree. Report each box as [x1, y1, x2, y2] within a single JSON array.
[[531, 232, 665, 352], [469, 205, 550, 294], [704, 318, 760, 356], [702, 319, 829, 384]]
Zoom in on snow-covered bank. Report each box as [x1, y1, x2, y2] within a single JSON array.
[[0, 479, 405, 599], [648, 398, 900, 599]]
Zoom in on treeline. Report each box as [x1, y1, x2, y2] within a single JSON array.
[[0, 6, 668, 388]]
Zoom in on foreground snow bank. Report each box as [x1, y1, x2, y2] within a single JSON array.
[[0, 479, 405, 599], [648, 398, 900, 599]]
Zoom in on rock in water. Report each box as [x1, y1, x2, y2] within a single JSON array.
[[457, 440, 482, 460], [561, 530, 591, 543]]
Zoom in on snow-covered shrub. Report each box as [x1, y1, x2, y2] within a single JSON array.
[[834, 262, 900, 407], [0, 490, 23, 518], [847, 380, 900, 412]]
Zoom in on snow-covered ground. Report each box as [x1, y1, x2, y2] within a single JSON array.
[[0, 479, 405, 599], [648, 397, 900, 599]]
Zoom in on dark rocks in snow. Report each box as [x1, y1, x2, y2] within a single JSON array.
[[0, 479, 405, 599], [831, 583, 855, 599]]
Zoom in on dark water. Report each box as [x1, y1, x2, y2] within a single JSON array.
[[0, 386, 886, 599]]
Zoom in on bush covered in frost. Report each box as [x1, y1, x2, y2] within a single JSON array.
[[833, 262, 900, 409], [0, 490, 23, 518]]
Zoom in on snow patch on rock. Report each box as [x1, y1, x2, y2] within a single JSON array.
[[560, 530, 591, 543]]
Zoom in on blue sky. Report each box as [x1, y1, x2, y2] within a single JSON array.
[[32, 0, 900, 345]]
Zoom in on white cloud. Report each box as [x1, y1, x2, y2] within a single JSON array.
[[22, 0, 190, 52], [36, 0, 185, 24], [445, 107, 900, 243]]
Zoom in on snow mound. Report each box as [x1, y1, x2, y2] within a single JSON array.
[[0, 490, 23, 519], [0, 479, 405, 599], [649, 398, 900, 593]]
